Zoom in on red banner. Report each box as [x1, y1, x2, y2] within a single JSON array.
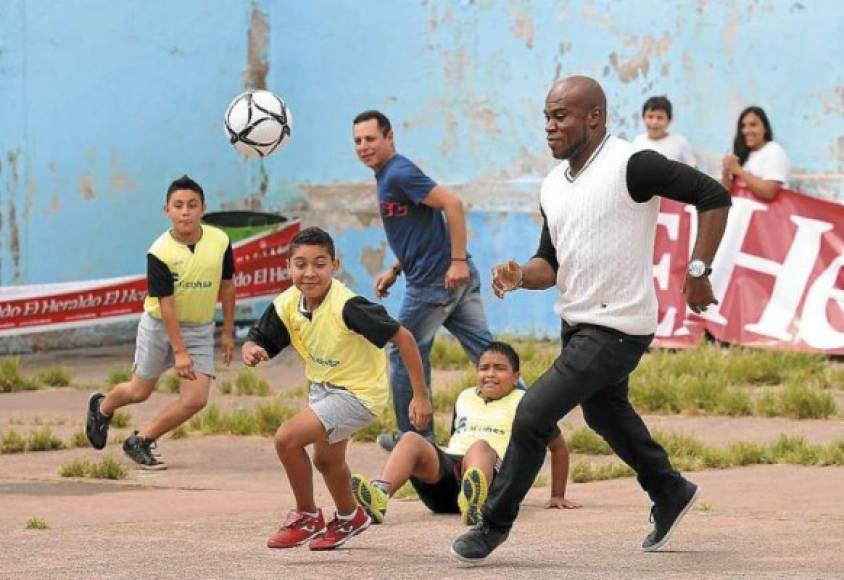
[[0, 222, 300, 337], [653, 187, 844, 354]]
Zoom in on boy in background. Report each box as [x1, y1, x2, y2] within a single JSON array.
[[242, 226, 433, 550], [352, 342, 578, 527], [86, 175, 235, 470], [633, 96, 696, 166]]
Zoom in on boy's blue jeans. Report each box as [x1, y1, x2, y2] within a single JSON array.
[[388, 265, 494, 439]]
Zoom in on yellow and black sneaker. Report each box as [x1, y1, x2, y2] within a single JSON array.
[[458, 467, 488, 526], [351, 474, 388, 524]]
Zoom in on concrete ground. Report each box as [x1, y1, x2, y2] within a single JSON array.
[[1, 346, 843, 579]]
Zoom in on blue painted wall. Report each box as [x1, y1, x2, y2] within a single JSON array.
[[1, 0, 841, 341]]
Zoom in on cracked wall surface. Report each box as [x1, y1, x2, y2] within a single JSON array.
[[0, 0, 841, 344]]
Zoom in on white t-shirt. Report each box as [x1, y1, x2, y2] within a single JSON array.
[[632, 133, 696, 166], [741, 140, 789, 186]]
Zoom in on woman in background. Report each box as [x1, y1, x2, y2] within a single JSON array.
[[722, 106, 790, 201]]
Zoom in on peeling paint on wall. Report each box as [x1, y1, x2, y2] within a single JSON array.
[[108, 152, 136, 195], [360, 241, 387, 277], [5, 151, 21, 281], [79, 173, 96, 200], [242, 3, 269, 90], [608, 35, 671, 83], [509, 3, 535, 50]]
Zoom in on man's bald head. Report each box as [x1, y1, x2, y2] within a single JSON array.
[[547, 76, 607, 122], [543, 75, 608, 163]]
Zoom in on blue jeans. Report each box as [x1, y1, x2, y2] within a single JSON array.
[[389, 265, 494, 438]]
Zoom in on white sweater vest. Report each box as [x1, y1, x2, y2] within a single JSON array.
[[540, 135, 659, 335]]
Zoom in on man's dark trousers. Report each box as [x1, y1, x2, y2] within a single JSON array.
[[483, 323, 685, 529]]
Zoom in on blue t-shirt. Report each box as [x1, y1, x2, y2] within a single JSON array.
[[376, 154, 452, 286]]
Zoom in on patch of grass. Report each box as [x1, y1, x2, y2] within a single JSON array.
[[59, 459, 91, 478], [566, 427, 611, 455], [110, 410, 132, 429], [434, 415, 452, 447], [157, 373, 180, 393], [232, 368, 271, 396], [59, 458, 128, 479], [187, 400, 296, 437], [570, 431, 844, 484], [0, 357, 37, 392], [393, 481, 419, 501], [570, 459, 634, 483], [169, 425, 189, 439], [36, 366, 73, 387], [69, 429, 90, 448], [533, 473, 548, 487], [432, 374, 473, 413], [8, 417, 24, 425], [695, 502, 714, 513], [25, 518, 49, 530], [1, 430, 27, 454], [352, 410, 396, 442], [27, 428, 65, 452], [89, 457, 130, 479], [106, 366, 133, 387], [280, 384, 309, 399], [218, 380, 233, 395], [774, 384, 837, 419], [430, 338, 470, 370], [254, 399, 297, 436]]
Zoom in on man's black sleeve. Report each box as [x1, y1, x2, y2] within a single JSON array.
[[147, 254, 174, 298], [222, 243, 235, 280], [342, 297, 401, 348], [246, 303, 291, 358], [531, 208, 560, 272], [626, 149, 732, 211]]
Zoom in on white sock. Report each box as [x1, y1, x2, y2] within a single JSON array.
[[337, 510, 357, 520], [301, 510, 319, 518]]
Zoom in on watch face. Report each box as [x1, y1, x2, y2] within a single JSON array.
[[688, 260, 706, 277]]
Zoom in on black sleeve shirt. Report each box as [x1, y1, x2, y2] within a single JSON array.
[[532, 149, 732, 273], [341, 296, 401, 348]]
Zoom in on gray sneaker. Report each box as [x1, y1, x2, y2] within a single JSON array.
[[123, 431, 167, 471], [642, 480, 700, 551], [376, 432, 400, 453]]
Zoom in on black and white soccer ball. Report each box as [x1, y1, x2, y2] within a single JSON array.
[[224, 90, 292, 157]]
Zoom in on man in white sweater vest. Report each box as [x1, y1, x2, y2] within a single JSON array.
[[452, 76, 731, 564]]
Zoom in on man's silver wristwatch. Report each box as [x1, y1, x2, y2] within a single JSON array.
[[687, 259, 712, 279]]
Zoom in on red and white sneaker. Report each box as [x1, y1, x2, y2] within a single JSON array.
[[308, 506, 371, 551], [267, 509, 326, 549]]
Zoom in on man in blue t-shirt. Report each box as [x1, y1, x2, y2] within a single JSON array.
[[353, 110, 495, 450]]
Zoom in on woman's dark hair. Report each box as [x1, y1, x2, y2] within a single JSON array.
[[733, 106, 774, 166]]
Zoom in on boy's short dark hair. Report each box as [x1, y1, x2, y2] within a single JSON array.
[[479, 341, 520, 372], [642, 96, 673, 120], [166, 175, 205, 203], [290, 226, 336, 260], [353, 110, 392, 136]]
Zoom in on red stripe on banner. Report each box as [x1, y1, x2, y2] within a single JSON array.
[[0, 222, 301, 336]]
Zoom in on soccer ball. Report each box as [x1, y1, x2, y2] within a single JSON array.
[[224, 90, 292, 157]]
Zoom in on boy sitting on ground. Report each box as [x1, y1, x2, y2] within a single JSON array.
[[352, 341, 579, 526]]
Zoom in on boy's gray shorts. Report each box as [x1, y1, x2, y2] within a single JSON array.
[[309, 382, 375, 444], [133, 313, 216, 380]]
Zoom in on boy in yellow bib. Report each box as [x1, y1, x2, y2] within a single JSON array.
[[241, 227, 433, 551], [85, 175, 235, 470], [352, 341, 578, 527]]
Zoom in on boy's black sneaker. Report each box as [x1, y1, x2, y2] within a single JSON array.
[[450, 520, 510, 565], [377, 431, 400, 452], [123, 431, 167, 471], [85, 392, 111, 450], [642, 479, 700, 552]]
